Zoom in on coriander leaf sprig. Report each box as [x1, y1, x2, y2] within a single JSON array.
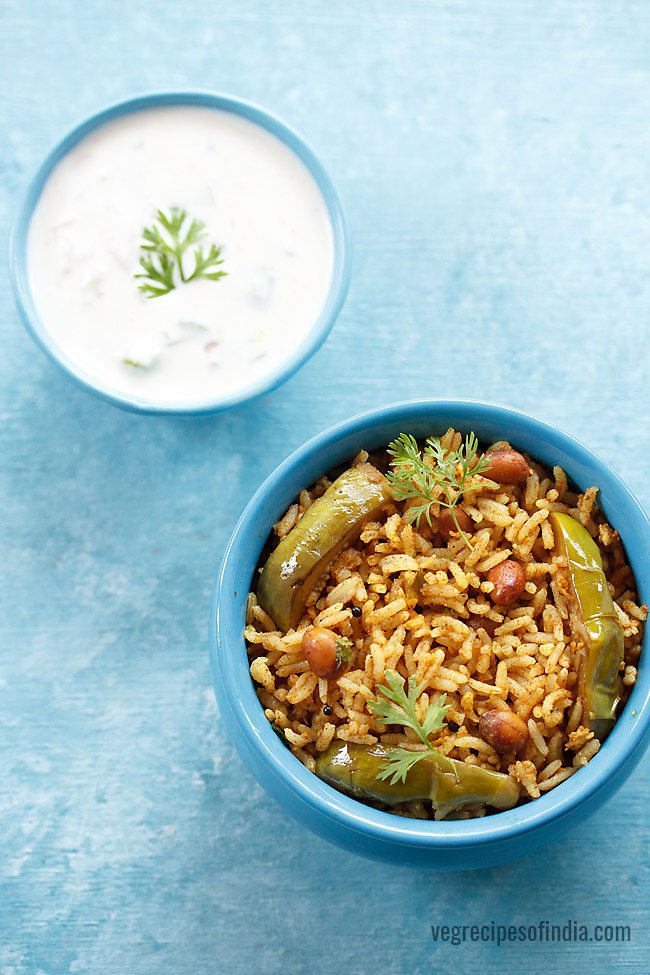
[[368, 670, 450, 785], [386, 432, 490, 548], [188, 243, 229, 282], [368, 670, 448, 747], [136, 251, 176, 299], [135, 207, 227, 298]]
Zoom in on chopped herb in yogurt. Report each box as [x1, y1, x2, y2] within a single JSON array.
[[135, 207, 227, 298]]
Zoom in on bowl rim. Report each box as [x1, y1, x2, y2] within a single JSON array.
[[8, 88, 351, 416], [210, 399, 650, 850]]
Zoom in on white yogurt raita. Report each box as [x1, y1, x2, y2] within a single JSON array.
[[27, 106, 334, 406]]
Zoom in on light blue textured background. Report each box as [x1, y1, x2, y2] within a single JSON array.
[[1, 2, 649, 973]]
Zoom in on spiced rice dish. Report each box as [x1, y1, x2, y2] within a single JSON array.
[[245, 428, 646, 820]]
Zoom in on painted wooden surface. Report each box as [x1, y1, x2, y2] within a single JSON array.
[[1, 2, 649, 972]]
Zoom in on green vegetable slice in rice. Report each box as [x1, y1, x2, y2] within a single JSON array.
[[316, 742, 520, 813], [551, 512, 625, 740], [257, 464, 388, 631]]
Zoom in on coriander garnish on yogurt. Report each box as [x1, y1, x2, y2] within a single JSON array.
[[135, 207, 226, 299]]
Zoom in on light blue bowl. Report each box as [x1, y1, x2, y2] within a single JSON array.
[[210, 400, 650, 869], [9, 90, 350, 415]]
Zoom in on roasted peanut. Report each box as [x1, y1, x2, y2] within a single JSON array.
[[487, 559, 526, 605], [438, 508, 474, 541], [302, 627, 348, 679], [479, 708, 529, 753], [485, 449, 530, 484], [609, 565, 632, 590], [468, 616, 499, 638]]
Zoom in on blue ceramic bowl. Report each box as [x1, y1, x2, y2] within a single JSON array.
[[9, 90, 350, 415], [210, 401, 650, 869]]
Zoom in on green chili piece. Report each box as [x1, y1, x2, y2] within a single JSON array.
[[315, 742, 520, 812], [257, 465, 388, 632], [550, 512, 624, 740]]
